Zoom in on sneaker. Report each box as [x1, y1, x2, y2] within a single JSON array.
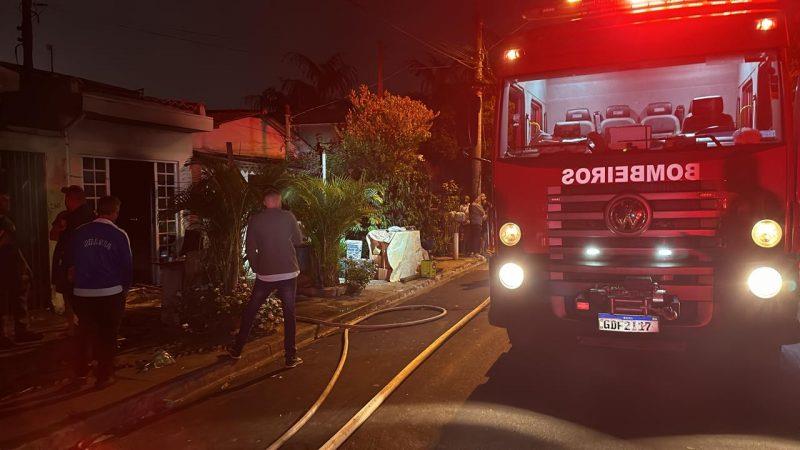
[[285, 356, 303, 368], [226, 346, 242, 360], [14, 329, 44, 343]]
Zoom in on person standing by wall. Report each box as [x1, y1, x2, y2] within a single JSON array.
[[229, 188, 304, 368], [459, 195, 471, 255], [51, 186, 95, 334], [468, 194, 487, 257], [67, 196, 132, 389], [0, 190, 42, 347], [481, 194, 494, 255]]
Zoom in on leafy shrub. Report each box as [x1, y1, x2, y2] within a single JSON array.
[[341, 258, 376, 294], [177, 277, 284, 334]]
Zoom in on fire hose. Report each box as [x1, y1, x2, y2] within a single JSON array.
[[266, 298, 491, 449]]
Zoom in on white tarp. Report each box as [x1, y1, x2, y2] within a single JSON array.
[[367, 229, 426, 282]]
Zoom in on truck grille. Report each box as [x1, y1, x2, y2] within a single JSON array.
[[547, 180, 725, 322]]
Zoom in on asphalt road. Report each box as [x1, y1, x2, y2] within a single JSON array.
[[100, 267, 800, 449]]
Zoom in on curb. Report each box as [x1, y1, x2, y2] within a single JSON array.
[[11, 259, 485, 450]]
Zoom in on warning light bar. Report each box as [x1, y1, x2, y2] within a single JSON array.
[[629, 0, 753, 14], [526, 0, 775, 21]]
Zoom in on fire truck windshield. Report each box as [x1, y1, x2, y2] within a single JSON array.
[[500, 52, 782, 158]]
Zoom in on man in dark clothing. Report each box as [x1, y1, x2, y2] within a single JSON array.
[[468, 194, 487, 256], [0, 191, 43, 347], [229, 188, 304, 368], [51, 186, 95, 332], [67, 196, 132, 388]]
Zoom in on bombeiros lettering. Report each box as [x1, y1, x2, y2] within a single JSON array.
[[561, 163, 700, 185]]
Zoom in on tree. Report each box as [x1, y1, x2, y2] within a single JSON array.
[[334, 86, 436, 228], [285, 176, 382, 287], [246, 52, 357, 115], [167, 156, 290, 294]]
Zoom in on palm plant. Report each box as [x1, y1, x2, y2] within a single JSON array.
[[167, 156, 290, 293], [246, 52, 357, 114], [285, 176, 382, 287]]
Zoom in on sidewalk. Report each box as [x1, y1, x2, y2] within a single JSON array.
[[0, 257, 485, 450]]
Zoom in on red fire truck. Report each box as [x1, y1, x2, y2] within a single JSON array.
[[488, 0, 800, 353]]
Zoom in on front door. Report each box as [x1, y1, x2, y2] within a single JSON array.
[[109, 159, 155, 284]]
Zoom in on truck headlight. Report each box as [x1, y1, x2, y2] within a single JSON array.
[[751, 219, 782, 248], [747, 266, 783, 299], [499, 222, 522, 246], [498, 262, 524, 290]]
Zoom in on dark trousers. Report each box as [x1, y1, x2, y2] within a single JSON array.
[[468, 224, 483, 254], [235, 277, 297, 359], [73, 293, 126, 380]]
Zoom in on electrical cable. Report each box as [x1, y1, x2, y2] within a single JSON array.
[[339, 0, 476, 69]]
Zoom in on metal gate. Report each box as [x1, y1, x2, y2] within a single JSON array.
[[0, 150, 50, 309]]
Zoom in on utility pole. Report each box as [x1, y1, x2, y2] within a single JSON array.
[[472, 12, 484, 199], [284, 104, 292, 158], [20, 0, 34, 89], [377, 40, 385, 96]]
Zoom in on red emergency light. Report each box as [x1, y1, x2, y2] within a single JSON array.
[[504, 48, 523, 61], [576, 300, 591, 311], [756, 17, 777, 30]]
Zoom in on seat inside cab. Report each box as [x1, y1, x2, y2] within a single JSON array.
[[505, 53, 781, 152]]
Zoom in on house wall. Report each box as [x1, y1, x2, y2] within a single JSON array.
[[0, 116, 197, 302], [193, 117, 285, 159]]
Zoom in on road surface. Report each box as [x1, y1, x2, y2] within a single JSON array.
[[99, 267, 800, 449]]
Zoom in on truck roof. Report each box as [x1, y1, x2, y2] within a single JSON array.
[[497, 0, 790, 79]]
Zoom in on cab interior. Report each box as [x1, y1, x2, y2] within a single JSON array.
[[506, 53, 781, 153]]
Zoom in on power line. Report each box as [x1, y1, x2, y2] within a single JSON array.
[[291, 65, 409, 119], [45, 4, 252, 54], [340, 0, 475, 69]]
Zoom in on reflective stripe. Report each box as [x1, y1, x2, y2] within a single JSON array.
[[74, 285, 123, 297]]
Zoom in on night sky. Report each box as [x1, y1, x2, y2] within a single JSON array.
[[1, 0, 523, 109]]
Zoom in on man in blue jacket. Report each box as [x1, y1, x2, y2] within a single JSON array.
[[67, 196, 132, 388]]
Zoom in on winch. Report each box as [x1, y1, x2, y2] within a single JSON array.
[[575, 277, 681, 321]]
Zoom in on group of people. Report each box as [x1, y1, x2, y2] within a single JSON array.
[[1, 184, 132, 389], [2, 183, 305, 390], [459, 193, 492, 257]]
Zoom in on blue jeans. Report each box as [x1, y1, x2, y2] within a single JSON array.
[[234, 277, 297, 359]]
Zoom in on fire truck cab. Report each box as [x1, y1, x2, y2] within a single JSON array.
[[489, 0, 800, 353]]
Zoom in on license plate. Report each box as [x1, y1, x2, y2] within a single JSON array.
[[598, 313, 659, 333]]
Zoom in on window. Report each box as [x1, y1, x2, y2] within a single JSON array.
[[531, 99, 544, 139], [500, 52, 782, 158], [82, 157, 109, 212], [155, 162, 178, 258], [741, 79, 754, 128]]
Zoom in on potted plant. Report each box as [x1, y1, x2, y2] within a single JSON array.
[[286, 176, 382, 295]]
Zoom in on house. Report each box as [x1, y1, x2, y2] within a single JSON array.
[[0, 62, 212, 308], [192, 109, 288, 173]]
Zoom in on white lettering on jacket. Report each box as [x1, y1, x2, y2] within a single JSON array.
[[561, 163, 700, 185]]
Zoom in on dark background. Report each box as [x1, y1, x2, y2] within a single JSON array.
[[0, 0, 525, 108]]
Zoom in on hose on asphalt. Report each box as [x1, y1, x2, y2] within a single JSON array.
[[265, 304, 448, 450]]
